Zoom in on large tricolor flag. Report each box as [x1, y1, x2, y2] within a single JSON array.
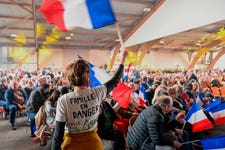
[[200, 135, 225, 150], [39, 0, 116, 31], [208, 102, 225, 125], [185, 102, 213, 133]]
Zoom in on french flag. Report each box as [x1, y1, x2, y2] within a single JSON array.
[[200, 135, 225, 150], [208, 102, 225, 125], [185, 102, 213, 133], [205, 97, 221, 112], [89, 63, 111, 88], [39, 0, 116, 31], [138, 86, 147, 106], [196, 92, 204, 107]]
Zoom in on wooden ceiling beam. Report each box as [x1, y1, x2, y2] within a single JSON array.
[[9, 0, 32, 14], [0, 15, 32, 32], [0, 1, 31, 6], [113, 0, 155, 6]]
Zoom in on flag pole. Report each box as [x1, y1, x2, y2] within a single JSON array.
[[182, 139, 200, 145], [115, 23, 125, 51], [181, 121, 186, 130]]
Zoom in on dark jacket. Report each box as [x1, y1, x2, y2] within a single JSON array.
[[4, 87, 28, 107], [26, 87, 48, 113], [126, 104, 174, 150], [0, 84, 7, 100], [97, 101, 117, 137]]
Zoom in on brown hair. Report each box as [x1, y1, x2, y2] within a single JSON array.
[[65, 59, 90, 86]]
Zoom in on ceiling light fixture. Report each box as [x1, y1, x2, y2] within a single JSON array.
[[143, 8, 151, 12], [10, 34, 17, 37], [65, 36, 71, 40]]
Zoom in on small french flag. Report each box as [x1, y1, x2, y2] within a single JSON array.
[[185, 102, 213, 133], [138, 86, 147, 106]]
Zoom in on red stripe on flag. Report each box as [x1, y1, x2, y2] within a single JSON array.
[[192, 119, 213, 133], [39, 0, 67, 31], [214, 116, 225, 125], [139, 98, 146, 106]]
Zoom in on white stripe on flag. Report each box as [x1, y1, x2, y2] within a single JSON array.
[[63, 0, 92, 29], [212, 109, 225, 120], [188, 109, 208, 124], [92, 66, 111, 84]]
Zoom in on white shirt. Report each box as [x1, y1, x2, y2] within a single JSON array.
[[55, 85, 107, 133]]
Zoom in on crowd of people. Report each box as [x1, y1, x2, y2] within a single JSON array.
[[0, 52, 225, 150]]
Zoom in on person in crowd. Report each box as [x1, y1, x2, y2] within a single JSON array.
[[35, 89, 62, 146], [26, 83, 50, 137], [45, 88, 61, 126], [0, 77, 8, 119], [4, 80, 28, 130], [97, 100, 125, 150], [51, 51, 128, 150], [24, 79, 35, 99], [174, 85, 189, 113], [187, 69, 198, 83], [141, 76, 150, 90], [126, 95, 182, 150], [145, 80, 160, 106]]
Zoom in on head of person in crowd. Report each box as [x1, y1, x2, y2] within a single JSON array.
[[168, 87, 176, 99], [152, 85, 168, 104], [65, 59, 90, 87], [133, 80, 141, 91], [174, 84, 183, 97], [45, 88, 61, 104], [60, 86, 69, 95], [41, 83, 50, 96], [9, 79, 20, 90], [157, 95, 173, 114], [211, 79, 222, 88], [185, 82, 193, 90], [152, 80, 161, 90], [0, 77, 8, 86]]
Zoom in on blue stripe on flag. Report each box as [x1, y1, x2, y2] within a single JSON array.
[[89, 63, 101, 87], [86, 0, 116, 29], [205, 98, 221, 112], [200, 135, 225, 149], [140, 86, 147, 100], [185, 102, 200, 121], [209, 102, 225, 113]]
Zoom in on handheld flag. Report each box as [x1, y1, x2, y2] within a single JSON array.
[[39, 0, 116, 31], [138, 86, 147, 106], [112, 82, 132, 109], [196, 92, 204, 107], [185, 102, 213, 133], [89, 63, 111, 88], [205, 97, 221, 112], [200, 135, 225, 150], [77, 55, 112, 88], [208, 102, 225, 125]]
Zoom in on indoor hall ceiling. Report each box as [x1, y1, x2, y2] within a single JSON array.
[[0, 0, 160, 50], [0, 0, 224, 54]]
